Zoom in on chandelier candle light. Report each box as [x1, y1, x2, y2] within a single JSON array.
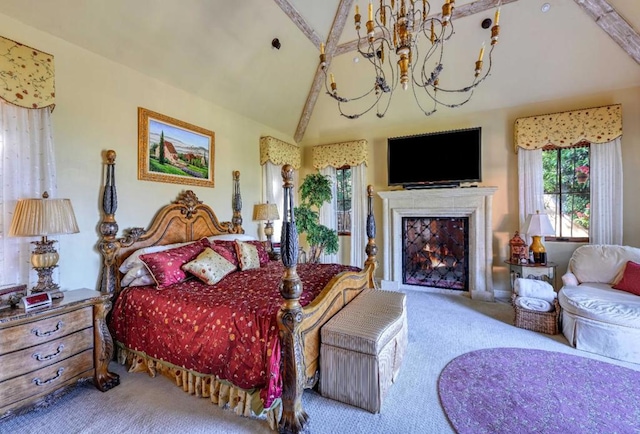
[[8, 192, 79, 298], [320, 0, 502, 119]]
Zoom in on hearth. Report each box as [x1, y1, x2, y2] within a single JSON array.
[[378, 187, 497, 301]]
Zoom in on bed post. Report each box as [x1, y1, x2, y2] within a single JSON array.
[[98, 150, 122, 295], [365, 185, 378, 288], [277, 164, 308, 434], [231, 170, 243, 232]]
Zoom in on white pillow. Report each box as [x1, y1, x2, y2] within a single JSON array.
[[119, 241, 193, 273], [207, 234, 256, 243], [128, 274, 155, 287], [121, 263, 151, 287]]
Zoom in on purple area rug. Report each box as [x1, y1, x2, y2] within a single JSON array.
[[438, 348, 640, 434]]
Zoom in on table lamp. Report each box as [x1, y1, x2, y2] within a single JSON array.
[[8, 192, 79, 298], [522, 210, 555, 264], [252, 203, 279, 251]]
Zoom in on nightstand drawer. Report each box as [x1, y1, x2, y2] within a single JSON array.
[[0, 348, 93, 409], [0, 328, 93, 382], [0, 306, 93, 355]]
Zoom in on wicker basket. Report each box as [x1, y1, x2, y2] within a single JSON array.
[[511, 294, 560, 335]]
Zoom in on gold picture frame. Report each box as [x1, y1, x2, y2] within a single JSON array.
[[138, 107, 215, 187]]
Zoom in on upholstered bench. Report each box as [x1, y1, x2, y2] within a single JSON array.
[[319, 289, 407, 413]]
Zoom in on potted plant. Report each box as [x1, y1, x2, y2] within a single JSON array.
[[294, 173, 339, 263]]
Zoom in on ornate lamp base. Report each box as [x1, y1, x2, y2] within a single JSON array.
[[31, 239, 64, 299]]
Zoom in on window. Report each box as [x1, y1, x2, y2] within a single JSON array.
[[336, 166, 352, 235], [542, 143, 590, 242]]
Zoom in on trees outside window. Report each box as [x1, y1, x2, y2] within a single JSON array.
[[336, 166, 352, 236], [542, 143, 590, 241]]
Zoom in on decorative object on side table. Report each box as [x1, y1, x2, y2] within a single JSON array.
[[522, 210, 555, 264], [0, 284, 27, 309], [252, 202, 279, 253], [508, 231, 528, 264], [8, 192, 79, 299]]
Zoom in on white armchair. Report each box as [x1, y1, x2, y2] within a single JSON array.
[[558, 244, 640, 364]]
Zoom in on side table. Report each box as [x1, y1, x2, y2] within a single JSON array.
[[505, 260, 558, 292], [0, 288, 119, 419]]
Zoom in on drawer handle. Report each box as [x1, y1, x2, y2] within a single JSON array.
[[32, 320, 64, 337], [33, 368, 64, 386], [33, 344, 65, 362]]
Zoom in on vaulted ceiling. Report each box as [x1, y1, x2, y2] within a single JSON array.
[[1, 0, 639, 144]]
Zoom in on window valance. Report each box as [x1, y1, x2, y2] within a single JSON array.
[[0, 35, 55, 109], [259, 136, 301, 169], [514, 104, 622, 152], [312, 139, 368, 169]]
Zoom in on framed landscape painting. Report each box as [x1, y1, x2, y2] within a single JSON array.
[[138, 107, 215, 187]]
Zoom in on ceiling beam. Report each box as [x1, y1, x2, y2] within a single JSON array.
[[573, 0, 640, 64], [294, 0, 355, 143], [273, 0, 323, 48]]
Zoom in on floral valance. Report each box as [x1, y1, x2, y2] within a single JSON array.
[[312, 139, 368, 169], [514, 104, 622, 152], [259, 136, 301, 169], [0, 35, 55, 109]]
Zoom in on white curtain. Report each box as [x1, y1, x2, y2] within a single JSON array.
[[517, 148, 544, 239], [0, 101, 57, 286], [590, 137, 623, 245], [318, 166, 338, 264], [350, 163, 367, 267], [262, 161, 297, 245]]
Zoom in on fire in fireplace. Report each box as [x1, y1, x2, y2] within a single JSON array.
[[402, 217, 469, 290]]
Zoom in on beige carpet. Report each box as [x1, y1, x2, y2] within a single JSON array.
[[4, 289, 638, 434]]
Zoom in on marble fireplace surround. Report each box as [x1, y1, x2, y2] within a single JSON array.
[[378, 187, 497, 301]]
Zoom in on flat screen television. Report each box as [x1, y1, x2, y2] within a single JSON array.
[[387, 127, 482, 188]]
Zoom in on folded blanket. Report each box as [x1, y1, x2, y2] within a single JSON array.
[[515, 296, 554, 313], [514, 278, 557, 303]]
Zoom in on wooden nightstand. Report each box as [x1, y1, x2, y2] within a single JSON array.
[[0, 289, 119, 419]]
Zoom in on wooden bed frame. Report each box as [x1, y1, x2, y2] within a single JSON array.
[[97, 150, 377, 433]]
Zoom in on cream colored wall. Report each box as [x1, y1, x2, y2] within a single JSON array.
[[301, 87, 640, 295], [1, 14, 294, 291]]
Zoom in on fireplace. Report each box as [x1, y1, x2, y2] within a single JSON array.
[[403, 217, 469, 290], [378, 187, 497, 301]]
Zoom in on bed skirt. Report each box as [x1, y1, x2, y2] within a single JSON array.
[[115, 345, 282, 430]]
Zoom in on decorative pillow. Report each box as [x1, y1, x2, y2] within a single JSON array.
[[234, 240, 261, 271], [245, 240, 269, 266], [210, 241, 240, 268], [612, 261, 640, 296], [119, 241, 193, 273], [182, 247, 237, 285], [140, 238, 210, 288]]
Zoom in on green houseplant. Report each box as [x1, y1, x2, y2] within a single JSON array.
[[294, 173, 339, 263]]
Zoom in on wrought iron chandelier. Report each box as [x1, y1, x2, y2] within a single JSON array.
[[319, 0, 502, 119]]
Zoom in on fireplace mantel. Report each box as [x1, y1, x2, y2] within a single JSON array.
[[378, 187, 497, 301]]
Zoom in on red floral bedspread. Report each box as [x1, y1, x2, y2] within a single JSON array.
[[109, 261, 359, 409]]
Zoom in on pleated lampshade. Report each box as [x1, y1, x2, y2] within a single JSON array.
[[9, 195, 79, 237]]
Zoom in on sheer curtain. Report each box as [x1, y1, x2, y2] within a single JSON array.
[[590, 137, 623, 245], [318, 166, 338, 263], [262, 161, 297, 244], [517, 148, 544, 235], [0, 101, 57, 286], [349, 163, 367, 267]]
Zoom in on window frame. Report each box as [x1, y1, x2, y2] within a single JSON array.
[[542, 142, 590, 243]]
